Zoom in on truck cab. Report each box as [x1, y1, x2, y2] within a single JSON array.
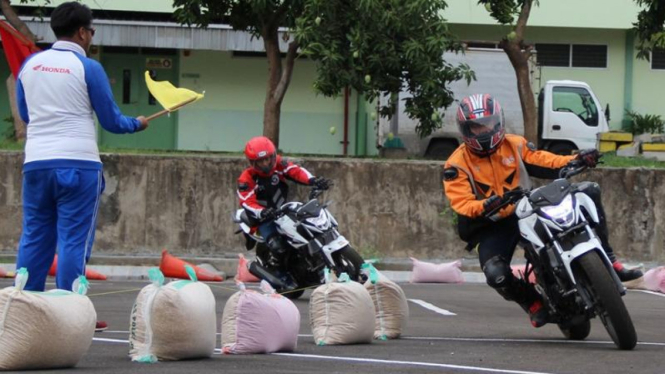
[[538, 80, 609, 155]]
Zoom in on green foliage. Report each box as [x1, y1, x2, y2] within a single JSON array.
[[2, 116, 15, 141], [601, 152, 665, 168], [173, 0, 475, 138], [295, 0, 475, 138], [624, 109, 665, 135], [633, 0, 665, 60]]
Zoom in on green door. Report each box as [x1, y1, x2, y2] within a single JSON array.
[[99, 50, 178, 150]]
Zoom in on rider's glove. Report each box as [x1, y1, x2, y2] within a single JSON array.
[[310, 176, 333, 190], [575, 148, 601, 168], [482, 195, 503, 216], [259, 207, 276, 221]]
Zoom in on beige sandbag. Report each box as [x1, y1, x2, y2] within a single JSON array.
[[362, 263, 409, 340], [129, 267, 216, 362], [309, 271, 375, 345], [0, 268, 96, 370]]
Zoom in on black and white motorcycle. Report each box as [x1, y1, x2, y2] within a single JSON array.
[[233, 187, 365, 299], [485, 160, 637, 350]]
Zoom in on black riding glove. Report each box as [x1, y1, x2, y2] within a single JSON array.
[[259, 207, 276, 221], [575, 148, 601, 168], [310, 176, 333, 190], [482, 195, 503, 216]]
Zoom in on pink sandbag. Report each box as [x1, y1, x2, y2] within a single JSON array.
[[511, 265, 536, 284], [643, 267, 665, 293], [221, 282, 300, 354], [235, 254, 260, 283], [410, 258, 464, 283]]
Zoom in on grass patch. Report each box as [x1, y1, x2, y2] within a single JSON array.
[[0, 139, 24, 151], [600, 152, 665, 168]]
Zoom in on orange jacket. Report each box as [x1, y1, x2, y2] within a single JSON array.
[[443, 135, 575, 241]]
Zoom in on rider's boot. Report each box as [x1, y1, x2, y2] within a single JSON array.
[[612, 261, 643, 282], [526, 300, 548, 328]]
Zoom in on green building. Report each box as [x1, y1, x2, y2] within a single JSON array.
[[0, 0, 658, 156]]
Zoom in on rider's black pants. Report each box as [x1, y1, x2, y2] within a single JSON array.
[[476, 183, 616, 305]]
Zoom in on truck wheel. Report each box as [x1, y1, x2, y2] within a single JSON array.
[[548, 142, 577, 155], [425, 140, 458, 160]]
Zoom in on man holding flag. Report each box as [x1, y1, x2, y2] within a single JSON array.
[[14, 2, 148, 330]]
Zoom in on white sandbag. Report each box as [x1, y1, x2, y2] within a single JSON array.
[[129, 267, 216, 362], [309, 271, 375, 345], [221, 281, 300, 354], [362, 263, 409, 340], [0, 268, 96, 371]]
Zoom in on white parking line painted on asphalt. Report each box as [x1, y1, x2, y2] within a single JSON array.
[[272, 352, 553, 374], [634, 290, 665, 298], [402, 336, 665, 347], [408, 299, 456, 316], [93, 337, 129, 344]]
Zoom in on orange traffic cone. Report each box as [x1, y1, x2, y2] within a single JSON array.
[[48, 255, 108, 280], [159, 250, 223, 282], [235, 253, 260, 283], [0, 267, 12, 278]]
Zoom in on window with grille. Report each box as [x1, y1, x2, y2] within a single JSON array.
[[572, 45, 607, 68], [535, 43, 607, 68], [652, 48, 665, 70], [535, 44, 570, 67]]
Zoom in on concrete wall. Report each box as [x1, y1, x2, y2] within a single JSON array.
[[0, 152, 663, 263]]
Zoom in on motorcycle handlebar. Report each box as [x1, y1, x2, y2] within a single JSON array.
[[483, 189, 527, 218]]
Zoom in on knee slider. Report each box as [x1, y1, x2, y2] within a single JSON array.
[[483, 256, 513, 288]]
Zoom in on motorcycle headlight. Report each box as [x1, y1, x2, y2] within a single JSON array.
[[540, 194, 575, 227], [306, 210, 329, 228]]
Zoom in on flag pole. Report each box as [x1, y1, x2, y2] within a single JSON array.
[[145, 96, 199, 121]]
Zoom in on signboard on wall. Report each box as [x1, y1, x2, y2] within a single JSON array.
[[146, 58, 173, 69]]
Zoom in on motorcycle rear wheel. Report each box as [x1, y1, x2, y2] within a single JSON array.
[[575, 251, 637, 350], [558, 319, 591, 340], [332, 246, 365, 281]]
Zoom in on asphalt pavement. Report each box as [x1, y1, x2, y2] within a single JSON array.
[[0, 279, 663, 374]]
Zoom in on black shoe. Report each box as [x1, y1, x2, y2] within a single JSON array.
[[613, 262, 643, 282]]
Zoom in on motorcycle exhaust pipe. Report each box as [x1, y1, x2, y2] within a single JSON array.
[[248, 261, 288, 289]]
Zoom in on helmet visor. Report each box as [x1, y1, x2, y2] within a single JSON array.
[[459, 114, 502, 138]]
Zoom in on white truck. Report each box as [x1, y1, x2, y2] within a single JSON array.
[[378, 49, 610, 158]]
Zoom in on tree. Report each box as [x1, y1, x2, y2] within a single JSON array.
[[0, 0, 46, 141], [633, 0, 665, 60], [173, 0, 474, 148], [477, 0, 538, 144]]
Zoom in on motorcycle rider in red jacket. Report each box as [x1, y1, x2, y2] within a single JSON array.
[[237, 136, 332, 275]]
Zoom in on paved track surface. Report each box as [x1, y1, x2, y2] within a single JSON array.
[[1, 279, 663, 374]]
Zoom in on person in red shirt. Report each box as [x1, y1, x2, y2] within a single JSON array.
[[237, 136, 332, 268], [443, 94, 642, 328]]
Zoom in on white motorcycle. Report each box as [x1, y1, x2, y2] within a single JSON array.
[[484, 160, 637, 350], [233, 187, 364, 299]]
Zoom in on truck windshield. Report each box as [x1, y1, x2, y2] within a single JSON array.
[[552, 86, 599, 127]]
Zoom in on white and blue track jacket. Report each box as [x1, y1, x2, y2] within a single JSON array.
[[17, 41, 140, 172]]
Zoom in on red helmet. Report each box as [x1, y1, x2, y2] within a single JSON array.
[[457, 94, 505, 156], [244, 136, 277, 175]]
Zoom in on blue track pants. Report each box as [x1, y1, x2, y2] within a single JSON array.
[[16, 168, 103, 291]]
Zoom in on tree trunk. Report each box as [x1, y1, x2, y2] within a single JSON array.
[[262, 26, 298, 149], [6, 74, 25, 140], [0, 0, 37, 42], [501, 0, 538, 145]]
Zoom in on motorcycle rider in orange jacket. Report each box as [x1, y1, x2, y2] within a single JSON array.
[[443, 94, 643, 327]]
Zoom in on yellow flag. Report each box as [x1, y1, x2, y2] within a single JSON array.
[[144, 71, 204, 112]]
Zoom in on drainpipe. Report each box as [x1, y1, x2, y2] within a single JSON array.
[[342, 86, 349, 156]]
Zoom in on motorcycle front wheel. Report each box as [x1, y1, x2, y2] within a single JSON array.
[[332, 245, 365, 281], [575, 251, 637, 350]]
